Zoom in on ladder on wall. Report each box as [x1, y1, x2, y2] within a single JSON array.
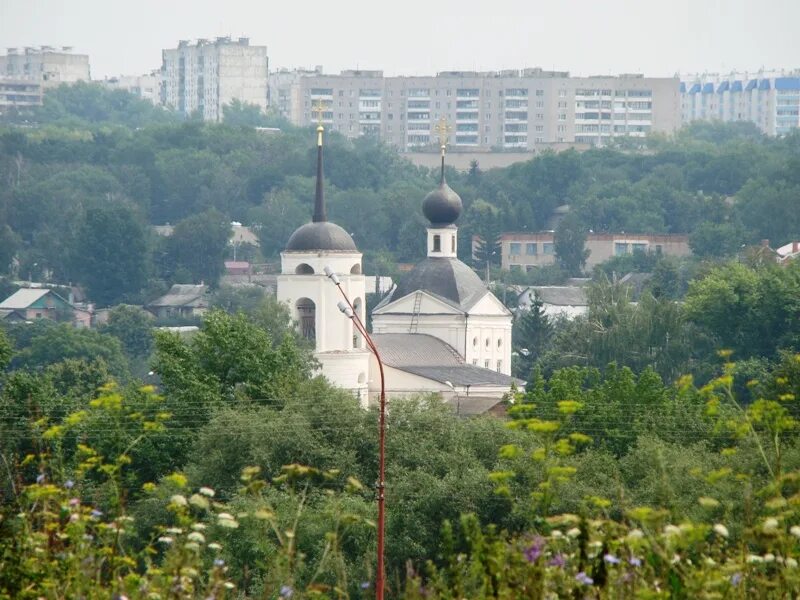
[[408, 291, 422, 333]]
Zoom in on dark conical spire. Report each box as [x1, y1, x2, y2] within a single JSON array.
[[313, 125, 326, 223]]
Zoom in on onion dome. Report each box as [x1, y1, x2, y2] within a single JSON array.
[[422, 152, 462, 227], [285, 124, 357, 253]]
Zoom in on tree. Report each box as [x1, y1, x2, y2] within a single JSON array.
[[513, 292, 554, 378], [688, 222, 744, 258], [166, 210, 231, 286], [9, 321, 129, 378], [101, 304, 154, 358], [554, 211, 589, 275], [73, 203, 148, 306], [469, 200, 503, 274]]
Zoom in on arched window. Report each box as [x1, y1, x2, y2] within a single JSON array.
[[433, 234, 441, 253], [296, 298, 316, 343], [350, 263, 362, 274], [295, 263, 315, 275], [352, 297, 363, 348]]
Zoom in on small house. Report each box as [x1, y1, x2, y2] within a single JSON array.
[[0, 288, 92, 327], [147, 284, 209, 320]]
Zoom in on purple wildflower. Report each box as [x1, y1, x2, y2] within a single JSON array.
[[280, 585, 293, 598], [214, 558, 225, 567], [69, 497, 80, 507], [36, 473, 45, 484], [547, 553, 566, 568], [90, 509, 103, 518], [629, 557, 642, 567], [575, 571, 594, 585], [731, 573, 742, 586], [604, 553, 621, 565], [524, 536, 545, 563], [360, 582, 371, 589], [64, 479, 74, 489]]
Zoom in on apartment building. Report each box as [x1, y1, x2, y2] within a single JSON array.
[[100, 71, 160, 104], [0, 46, 89, 87], [681, 70, 800, 136], [494, 232, 690, 272], [161, 37, 268, 122], [269, 68, 680, 151], [0, 79, 43, 112]]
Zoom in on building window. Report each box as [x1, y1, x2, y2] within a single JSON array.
[[496, 360, 502, 372], [497, 338, 502, 348], [509, 242, 521, 255], [451, 235, 456, 253], [433, 234, 441, 252], [473, 337, 478, 347], [485, 337, 490, 348], [543, 243, 554, 255], [296, 298, 316, 343], [615, 242, 629, 256], [484, 359, 490, 369], [472, 359, 478, 365], [526, 243, 537, 255]]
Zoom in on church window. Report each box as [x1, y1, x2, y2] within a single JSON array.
[[496, 360, 502, 372], [497, 338, 502, 348], [433, 235, 441, 253], [473, 337, 478, 347], [295, 263, 315, 274], [296, 298, 316, 344], [451, 235, 456, 253], [485, 337, 490, 347], [484, 359, 490, 368], [472, 359, 478, 365]]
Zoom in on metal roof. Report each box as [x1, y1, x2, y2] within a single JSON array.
[[148, 284, 208, 308], [759, 79, 771, 91], [688, 83, 701, 94], [717, 81, 730, 93], [371, 333, 518, 387], [0, 288, 52, 309], [702, 83, 714, 93], [746, 79, 758, 91], [522, 286, 588, 307], [376, 257, 487, 313], [372, 333, 464, 367], [731, 81, 743, 92]]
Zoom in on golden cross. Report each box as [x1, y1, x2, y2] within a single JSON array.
[[434, 117, 451, 156], [311, 98, 327, 126]]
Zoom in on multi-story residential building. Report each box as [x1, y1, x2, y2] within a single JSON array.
[[0, 78, 43, 112], [681, 70, 800, 136], [269, 68, 681, 151], [0, 46, 90, 87], [99, 71, 160, 104], [488, 232, 691, 272], [161, 37, 268, 122]]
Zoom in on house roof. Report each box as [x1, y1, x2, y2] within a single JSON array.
[[524, 286, 588, 307], [731, 81, 743, 92], [148, 284, 209, 308], [0, 288, 53, 310], [775, 77, 800, 91], [371, 333, 518, 388]]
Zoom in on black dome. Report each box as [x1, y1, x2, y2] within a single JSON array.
[[422, 180, 462, 226], [285, 221, 357, 252], [392, 257, 485, 310]]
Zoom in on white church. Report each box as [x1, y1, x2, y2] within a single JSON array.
[[277, 124, 516, 411]]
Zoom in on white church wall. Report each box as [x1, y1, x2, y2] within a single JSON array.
[[465, 315, 512, 375], [318, 351, 371, 407]]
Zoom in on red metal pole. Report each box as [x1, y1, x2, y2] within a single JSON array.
[[333, 282, 386, 600]]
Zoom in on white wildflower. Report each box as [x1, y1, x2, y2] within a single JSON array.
[[787, 558, 798, 568], [790, 525, 800, 539], [627, 528, 644, 540], [567, 527, 581, 538], [713, 523, 729, 538], [199, 486, 215, 497], [764, 553, 775, 563], [169, 494, 188, 507], [157, 536, 174, 544], [747, 554, 763, 564], [663, 525, 681, 537], [762, 518, 779, 533], [187, 531, 205, 543]]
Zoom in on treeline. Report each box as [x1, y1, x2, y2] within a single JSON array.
[[1, 84, 799, 305]]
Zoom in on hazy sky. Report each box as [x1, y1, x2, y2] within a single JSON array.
[[1, 0, 798, 79]]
